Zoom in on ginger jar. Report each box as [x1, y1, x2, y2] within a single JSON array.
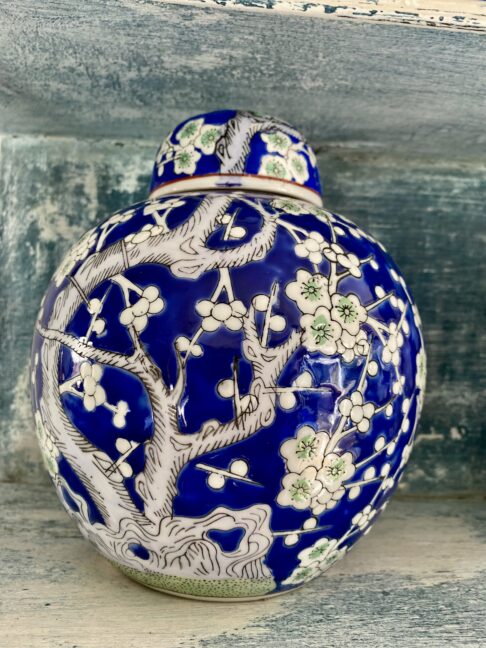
[[31, 110, 426, 600]]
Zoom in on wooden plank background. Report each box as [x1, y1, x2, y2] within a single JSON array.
[[0, 2, 485, 159], [1, 134, 485, 493]]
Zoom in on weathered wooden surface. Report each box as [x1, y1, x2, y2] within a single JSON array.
[[1, 134, 485, 493], [0, 2, 485, 159], [171, 0, 486, 31], [0, 483, 485, 647]]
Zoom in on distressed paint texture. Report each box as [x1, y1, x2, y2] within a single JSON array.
[[166, 0, 486, 32], [1, 483, 485, 647], [0, 2, 485, 159], [1, 134, 485, 493]]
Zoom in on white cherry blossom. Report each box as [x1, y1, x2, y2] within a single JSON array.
[[279, 370, 312, 410], [352, 504, 377, 530], [196, 299, 247, 332], [271, 198, 308, 215], [318, 545, 346, 572], [331, 293, 367, 336], [143, 197, 185, 217], [277, 466, 322, 510], [412, 302, 422, 328], [282, 539, 346, 585], [86, 298, 106, 336], [80, 362, 106, 412], [339, 390, 376, 432], [322, 242, 362, 277], [216, 378, 258, 415], [250, 294, 286, 333], [382, 321, 404, 366], [156, 135, 172, 163], [112, 401, 130, 429], [195, 124, 222, 154], [119, 286, 164, 333], [337, 329, 370, 363], [381, 475, 395, 492], [295, 284, 369, 361], [317, 451, 356, 492], [280, 425, 330, 473], [124, 223, 167, 248], [175, 118, 204, 144], [268, 314, 286, 332], [400, 441, 413, 469], [288, 151, 309, 184], [105, 208, 135, 226], [294, 231, 325, 265], [261, 131, 292, 154], [285, 270, 331, 314], [259, 154, 291, 180], [312, 486, 346, 514], [298, 537, 344, 571], [301, 307, 342, 355], [282, 564, 321, 586], [216, 212, 247, 240], [175, 335, 203, 358], [174, 145, 201, 175], [252, 294, 270, 312]]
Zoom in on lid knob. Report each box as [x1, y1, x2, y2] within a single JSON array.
[[149, 110, 322, 207]]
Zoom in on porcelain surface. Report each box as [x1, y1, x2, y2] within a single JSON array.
[[149, 109, 322, 202], [32, 110, 425, 600]]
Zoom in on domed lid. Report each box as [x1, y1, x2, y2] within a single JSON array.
[[149, 110, 323, 207]]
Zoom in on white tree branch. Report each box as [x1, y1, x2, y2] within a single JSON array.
[[38, 192, 282, 523], [36, 323, 132, 370], [188, 318, 302, 459], [216, 111, 302, 173], [38, 338, 146, 529]]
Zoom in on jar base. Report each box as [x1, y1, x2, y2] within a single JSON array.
[[141, 581, 302, 602], [116, 563, 298, 601]]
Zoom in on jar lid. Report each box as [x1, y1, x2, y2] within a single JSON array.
[[149, 109, 323, 207]]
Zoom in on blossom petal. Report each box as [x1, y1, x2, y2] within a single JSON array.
[[279, 393, 297, 410], [201, 316, 219, 332], [339, 398, 352, 416], [148, 297, 164, 314], [225, 316, 242, 331], [195, 300, 213, 317], [133, 315, 148, 332]]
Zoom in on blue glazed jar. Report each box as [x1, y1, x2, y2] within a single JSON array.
[[32, 110, 426, 600]]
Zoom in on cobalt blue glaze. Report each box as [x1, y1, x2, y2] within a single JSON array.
[[150, 109, 322, 200], [32, 111, 425, 600]]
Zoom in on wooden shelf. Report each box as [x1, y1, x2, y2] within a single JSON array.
[[2, 483, 485, 647], [168, 0, 486, 32]]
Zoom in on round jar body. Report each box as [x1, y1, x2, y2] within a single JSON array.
[[32, 189, 425, 600]]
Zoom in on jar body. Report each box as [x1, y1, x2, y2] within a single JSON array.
[[32, 189, 425, 600]]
